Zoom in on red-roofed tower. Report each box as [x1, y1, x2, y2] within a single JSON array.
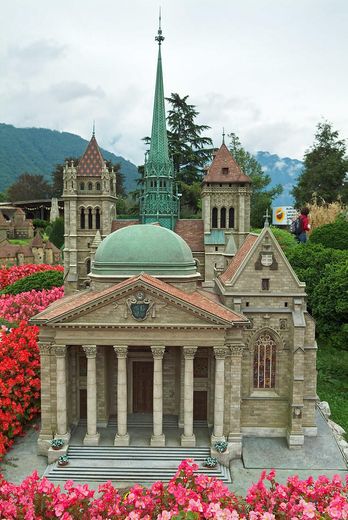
[[62, 132, 117, 291], [201, 141, 252, 284]]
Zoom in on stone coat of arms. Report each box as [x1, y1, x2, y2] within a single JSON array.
[[127, 291, 153, 321]]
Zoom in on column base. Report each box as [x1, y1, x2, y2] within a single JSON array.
[[55, 431, 71, 444], [287, 431, 304, 449], [114, 433, 130, 446], [227, 433, 243, 459], [181, 433, 196, 447], [151, 433, 166, 446], [211, 434, 226, 445], [37, 432, 54, 455], [83, 432, 100, 446]]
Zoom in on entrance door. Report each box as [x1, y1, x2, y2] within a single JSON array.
[[193, 390, 207, 420], [133, 361, 153, 412], [79, 389, 87, 419]]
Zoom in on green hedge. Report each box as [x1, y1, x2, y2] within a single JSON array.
[[309, 217, 348, 250], [1, 270, 63, 295]]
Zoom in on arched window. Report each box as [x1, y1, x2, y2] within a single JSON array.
[[88, 208, 93, 229], [229, 207, 235, 228], [80, 182, 85, 191], [96, 182, 101, 191], [212, 207, 218, 228], [95, 208, 100, 229], [253, 333, 276, 389], [86, 258, 91, 274], [220, 207, 226, 228], [80, 208, 85, 229], [88, 182, 93, 191]]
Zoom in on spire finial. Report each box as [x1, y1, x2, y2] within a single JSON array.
[[222, 127, 225, 144], [263, 208, 270, 227], [92, 120, 95, 137], [155, 7, 165, 45]]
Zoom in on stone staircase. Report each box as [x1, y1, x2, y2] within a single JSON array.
[[44, 446, 231, 483]]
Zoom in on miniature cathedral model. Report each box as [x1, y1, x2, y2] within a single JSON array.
[[32, 21, 317, 459]]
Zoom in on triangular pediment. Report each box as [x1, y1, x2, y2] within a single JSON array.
[[32, 274, 246, 328], [220, 228, 305, 292]]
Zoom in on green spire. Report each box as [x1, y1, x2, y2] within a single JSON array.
[[148, 20, 169, 164], [140, 15, 179, 231]]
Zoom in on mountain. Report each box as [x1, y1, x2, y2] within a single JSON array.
[[255, 151, 303, 207], [0, 123, 303, 205], [0, 123, 139, 193]]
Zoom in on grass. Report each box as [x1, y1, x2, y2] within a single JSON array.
[[316, 342, 348, 438], [8, 239, 30, 245]]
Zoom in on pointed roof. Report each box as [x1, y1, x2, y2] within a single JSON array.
[[203, 143, 252, 184], [44, 240, 60, 253], [91, 230, 102, 249], [31, 273, 248, 325], [31, 231, 44, 247], [77, 135, 105, 177], [148, 24, 170, 165]]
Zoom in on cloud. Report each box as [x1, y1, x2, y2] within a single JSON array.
[[48, 82, 105, 103], [5, 39, 66, 75]]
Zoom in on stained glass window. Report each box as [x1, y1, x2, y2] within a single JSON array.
[[253, 333, 276, 389]]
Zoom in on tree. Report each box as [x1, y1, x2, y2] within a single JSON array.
[[292, 121, 348, 206], [7, 173, 53, 201], [49, 217, 64, 249], [166, 93, 213, 215], [228, 133, 282, 227]]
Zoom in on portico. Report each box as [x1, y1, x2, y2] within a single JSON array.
[[42, 340, 243, 450]]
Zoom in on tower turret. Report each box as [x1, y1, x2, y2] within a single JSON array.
[[140, 16, 179, 230], [63, 132, 117, 292]]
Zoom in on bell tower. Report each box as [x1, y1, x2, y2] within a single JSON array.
[[63, 131, 116, 292], [140, 16, 179, 230], [201, 141, 252, 284]]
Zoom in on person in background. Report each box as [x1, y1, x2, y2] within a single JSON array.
[[298, 207, 310, 243]]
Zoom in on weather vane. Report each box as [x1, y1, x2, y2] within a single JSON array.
[[155, 7, 164, 45]]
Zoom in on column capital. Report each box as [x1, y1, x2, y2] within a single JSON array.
[[113, 345, 128, 359], [82, 345, 97, 358], [151, 346, 165, 359], [54, 344, 67, 358], [38, 341, 53, 355], [182, 346, 198, 359], [213, 346, 228, 359], [229, 344, 245, 357]]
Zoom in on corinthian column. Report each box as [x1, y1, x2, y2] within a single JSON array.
[[228, 344, 244, 458], [55, 344, 69, 440], [151, 346, 166, 446], [181, 346, 197, 447], [113, 346, 129, 446], [82, 345, 100, 445], [211, 346, 228, 443]]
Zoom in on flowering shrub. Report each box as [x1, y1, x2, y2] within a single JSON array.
[[0, 322, 40, 459], [0, 286, 64, 322], [0, 460, 347, 519], [0, 264, 63, 290], [1, 269, 64, 295]]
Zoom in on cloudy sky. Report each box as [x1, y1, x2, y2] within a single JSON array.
[[1, 0, 347, 165]]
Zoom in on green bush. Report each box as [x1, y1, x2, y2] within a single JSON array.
[[285, 243, 348, 311], [1, 270, 63, 295], [269, 226, 298, 254], [312, 259, 348, 350], [317, 343, 348, 436], [309, 216, 348, 250], [32, 218, 49, 229], [49, 217, 64, 249]]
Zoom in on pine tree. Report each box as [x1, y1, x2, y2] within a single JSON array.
[[292, 121, 348, 206]]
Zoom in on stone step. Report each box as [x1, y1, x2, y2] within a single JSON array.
[[68, 446, 211, 460], [45, 464, 231, 483]]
